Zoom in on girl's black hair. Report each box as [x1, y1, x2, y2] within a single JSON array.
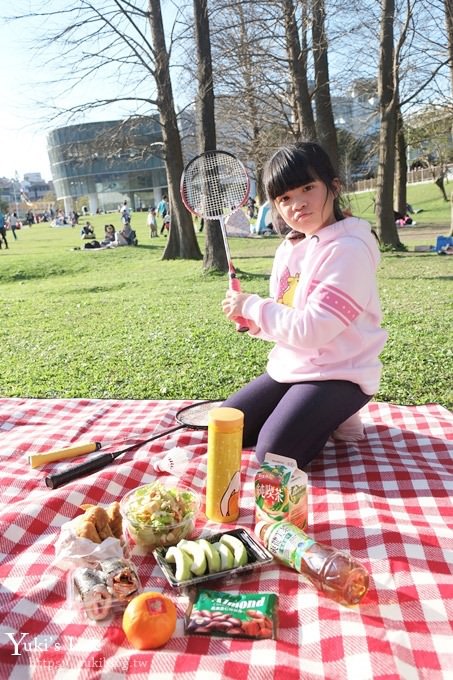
[[263, 142, 344, 233]]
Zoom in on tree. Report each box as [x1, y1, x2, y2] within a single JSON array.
[[445, 0, 453, 93], [312, 0, 339, 169], [192, 0, 227, 272], [147, 0, 202, 259], [282, 0, 317, 141], [375, 0, 404, 249]]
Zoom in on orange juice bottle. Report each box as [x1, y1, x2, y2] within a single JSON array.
[[206, 407, 244, 523]]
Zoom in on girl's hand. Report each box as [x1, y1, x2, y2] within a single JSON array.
[[222, 289, 250, 320], [221, 290, 259, 334]]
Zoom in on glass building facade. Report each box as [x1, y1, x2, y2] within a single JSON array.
[[47, 117, 167, 214]]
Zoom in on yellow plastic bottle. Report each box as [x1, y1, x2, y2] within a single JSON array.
[[206, 407, 244, 523]]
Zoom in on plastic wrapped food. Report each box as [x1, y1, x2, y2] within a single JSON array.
[[100, 558, 139, 602], [73, 567, 112, 620]]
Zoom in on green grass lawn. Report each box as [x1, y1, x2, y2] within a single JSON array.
[[346, 179, 453, 226], [1, 187, 451, 408]]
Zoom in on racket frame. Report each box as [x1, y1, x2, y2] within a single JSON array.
[[180, 150, 250, 331]]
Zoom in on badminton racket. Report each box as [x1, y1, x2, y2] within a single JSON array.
[[180, 149, 250, 332], [45, 400, 223, 489]]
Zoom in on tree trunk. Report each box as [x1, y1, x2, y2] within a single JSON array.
[[282, 0, 317, 141], [375, 0, 404, 249], [445, 0, 453, 94], [449, 192, 453, 237], [193, 0, 228, 273], [312, 0, 339, 170], [395, 105, 408, 215], [148, 0, 202, 260], [237, 2, 263, 203]]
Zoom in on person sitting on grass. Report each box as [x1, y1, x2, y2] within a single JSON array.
[[80, 221, 96, 239], [100, 224, 116, 247]]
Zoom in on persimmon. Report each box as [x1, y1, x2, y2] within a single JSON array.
[[122, 592, 177, 650]]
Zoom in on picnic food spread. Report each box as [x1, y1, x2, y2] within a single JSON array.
[[50, 407, 371, 652]]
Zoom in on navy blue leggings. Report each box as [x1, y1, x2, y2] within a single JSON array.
[[222, 373, 371, 468]]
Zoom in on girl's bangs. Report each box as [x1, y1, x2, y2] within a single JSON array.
[[265, 148, 317, 200]]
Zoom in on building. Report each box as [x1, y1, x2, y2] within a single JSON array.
[[47, 116, 167, 215], [0, 174, 52, 216]]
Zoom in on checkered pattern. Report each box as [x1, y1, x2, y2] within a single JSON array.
[[0, 398, 452, 680]]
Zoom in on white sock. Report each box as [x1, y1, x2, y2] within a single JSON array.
[[333, 412, 364, 442]]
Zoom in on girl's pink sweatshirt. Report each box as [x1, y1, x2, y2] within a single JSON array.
[[242, 216, 388, 395]]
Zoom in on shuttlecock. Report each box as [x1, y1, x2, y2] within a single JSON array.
[[151, 447, 194, 474]]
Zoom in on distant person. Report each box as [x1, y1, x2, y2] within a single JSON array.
[[161, 213, 170, 236], [0, 210, 8, 249], [406, 203, 423, 215], [157, 195, 169, 234], [100, 224, 116, 247], [8, 212, 18, 240], [147, 208, 158, 237], [80, 221, 96, 239], [120, 200, 131, 225]]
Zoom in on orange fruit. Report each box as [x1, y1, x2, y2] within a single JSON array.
[[122, 592, 177, 650]]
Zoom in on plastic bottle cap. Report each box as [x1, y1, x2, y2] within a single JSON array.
[[208, 407, 244, 432], [254, 520, 272, 541]]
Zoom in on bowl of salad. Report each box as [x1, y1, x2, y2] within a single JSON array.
[[120, 479, 200, 551]]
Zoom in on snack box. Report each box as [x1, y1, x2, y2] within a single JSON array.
[[153, 527, 273, 589], [66, 557, 141, 622]]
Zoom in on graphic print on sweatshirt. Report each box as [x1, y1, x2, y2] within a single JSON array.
[[276, 266, 300, 307]]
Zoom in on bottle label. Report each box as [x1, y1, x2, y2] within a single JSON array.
[[266, 522, 315, 571]]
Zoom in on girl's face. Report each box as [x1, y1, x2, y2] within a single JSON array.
[[274, 179, 338, 236]]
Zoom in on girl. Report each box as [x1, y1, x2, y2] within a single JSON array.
[[221, 142, 387, 468]]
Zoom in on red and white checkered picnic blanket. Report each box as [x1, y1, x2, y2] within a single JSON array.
[[0, 398, 452, 680]]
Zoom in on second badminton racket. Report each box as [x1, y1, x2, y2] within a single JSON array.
[[180, 149, 250, 332]]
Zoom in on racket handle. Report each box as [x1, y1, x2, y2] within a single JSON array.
[[45, 453, 114, 489], [229, 271, 249, 333]]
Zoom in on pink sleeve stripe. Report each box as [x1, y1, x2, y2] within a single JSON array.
[[308, 281, 363, 325]]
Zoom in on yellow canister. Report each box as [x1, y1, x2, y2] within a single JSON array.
[[205, 407, 244, 523]]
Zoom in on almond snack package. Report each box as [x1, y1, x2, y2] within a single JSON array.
[[185, 589, 278, 639]]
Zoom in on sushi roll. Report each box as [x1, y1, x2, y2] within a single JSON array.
[[100, 558, 139, 602], [73, 567, 112, 620]]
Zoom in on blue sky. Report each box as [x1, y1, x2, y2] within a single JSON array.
[[0, 3, 178, 182]]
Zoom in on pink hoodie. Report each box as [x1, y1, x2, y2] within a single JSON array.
[[242, 216, 388, 395]]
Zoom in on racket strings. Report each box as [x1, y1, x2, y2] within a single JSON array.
[[177, 400, 223, 428], [182, 152, 249, 219]]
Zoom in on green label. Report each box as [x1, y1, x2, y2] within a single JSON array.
[[267, 522, 315, 571]]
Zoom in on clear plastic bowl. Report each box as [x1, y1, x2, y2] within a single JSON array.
[[120, 479, 199, 552]]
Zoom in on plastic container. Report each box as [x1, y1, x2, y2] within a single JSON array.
[[67, 557, 140, 622], [154, 527, 273, 589], [120, 480, 200, 552], [206, 407, 244, 523], [256, 520, 369, 606]]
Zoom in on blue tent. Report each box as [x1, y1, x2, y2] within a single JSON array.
[[254, 201, 273, 235]]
